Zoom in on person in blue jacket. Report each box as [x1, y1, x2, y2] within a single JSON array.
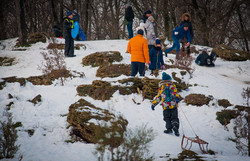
[[195, 48, 216, 67], [149, 39, 165, 75], [165, 23, 191, 59]]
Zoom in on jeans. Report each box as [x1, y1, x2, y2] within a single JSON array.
[[165, 35, 180, 58], [131, 62, 145, 76], [127, 21, 133, 39]]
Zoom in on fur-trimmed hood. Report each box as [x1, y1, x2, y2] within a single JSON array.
[[181, 13, 191, 22], [159, 80, 172, 87]]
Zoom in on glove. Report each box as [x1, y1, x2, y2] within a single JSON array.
[[151, 105, 155, 111], [162, 65, 165, 69], [149, 61, 151, 65], [176, 99, 179, 103], [174, 32, 178, 35]]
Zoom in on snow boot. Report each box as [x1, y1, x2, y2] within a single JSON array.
[[173, 127, 179, 136], [164, 129, 173, 134]]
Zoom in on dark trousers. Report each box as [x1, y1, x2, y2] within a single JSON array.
[[65, 35, 74, 56], [148, 45, 154, 51], [131, 62, 145, 76], [163, 108, 179, 130], [127, 21, 133, 39]]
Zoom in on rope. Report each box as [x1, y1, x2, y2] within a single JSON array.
[[178, 107, 185, 135], [179, 105, 197, 136]]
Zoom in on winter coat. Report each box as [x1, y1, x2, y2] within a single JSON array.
[[149, 47, 164, 70], [127, 34, 150, 63], [125, 6, 134, 22], [195, 51, 216, 66], [73, 12, 80, 22], [141, 13, 148, 23], [180, 13, 194, 40], [63, 17, 74, 38], [152, 80, 180, 110], [172, 25, 191, 42], [144, 19, 156, 45]]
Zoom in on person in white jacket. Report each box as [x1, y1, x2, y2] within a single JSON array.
[[144, 16, 156, 50]]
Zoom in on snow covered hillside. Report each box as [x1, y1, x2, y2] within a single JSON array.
[[0, 38, 249, 161]]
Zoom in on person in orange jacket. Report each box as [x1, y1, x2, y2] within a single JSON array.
[[127, 29, 150, 76]]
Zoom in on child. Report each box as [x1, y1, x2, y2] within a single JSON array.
[[195, 48, 217, 67], [151, 72, 180, 136], [149, 39, 165, 75]]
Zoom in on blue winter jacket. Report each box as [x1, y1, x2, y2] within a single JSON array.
[[172, 25, 191, 42], [149, 47, 164, 70]]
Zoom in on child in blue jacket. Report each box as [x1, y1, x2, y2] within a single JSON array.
[[149, 39, 165, 75], [165, 23, 191, 59]]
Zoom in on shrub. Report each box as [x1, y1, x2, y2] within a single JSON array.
[[216, 109, 240, 126], [174, 51, 195, 74], [94, 124, 155, 161], [96, 64, 131, 78], [218, 99, 232, 108], [0, 111, 19, 159]]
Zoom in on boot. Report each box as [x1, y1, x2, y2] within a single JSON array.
[[173, 126, 179, 136], [164, 129, 173, 134]]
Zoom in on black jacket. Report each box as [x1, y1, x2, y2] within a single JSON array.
[[141, 13, 148, 23], [180, 21, 194, 40], [125, 6, 134, 22], [63, 17, 74, 37]]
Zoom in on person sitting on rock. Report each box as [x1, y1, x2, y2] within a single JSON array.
[[151, 72, 180, 136], [195, 48, 217, 67], [149, 39, 165, 75]]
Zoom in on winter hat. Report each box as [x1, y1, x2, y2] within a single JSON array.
[[146, 10, 152, 14], [137, 29, 144, 35], [125, 3, 130, 8], [183, 23, 189, 27], [162, 72, 172, 81], [155, 39, 161, 45], [202, 48, 207, 52], [67, 11, 73, 17], [148, 16, 154, 22]]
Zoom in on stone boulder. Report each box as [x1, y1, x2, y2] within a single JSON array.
[[67, 99, 128, 146], [212, 44, 249, 61], [82, 51, 123, 67], [184, 94, 212, 106]]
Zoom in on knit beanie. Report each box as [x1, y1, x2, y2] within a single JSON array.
[[202, 48, 207, 52], [67, 11, 73, 17], [137, 29, 144, 35], [162, 72, 172, 80], [183, 23, 189, 27], [155, 39, 161, 45], [146, 10, 152, 14]]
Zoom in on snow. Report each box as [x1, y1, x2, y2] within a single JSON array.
[[0, 38, 250, 161]]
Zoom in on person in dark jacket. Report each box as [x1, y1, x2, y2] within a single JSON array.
[[125, 4, 134, 39], [141, 10, 152, 23], [195, 48, 217, 67], [151, 72, 180, 136], [53, 25, 63, 38], [63, 11, 76, 57], [180, 13, 194, 56], [149, 39, 165, 75], [165, 23, 191, 59]]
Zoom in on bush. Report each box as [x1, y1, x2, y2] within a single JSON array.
[[94, 124, 155, 161], [174, 51, 195, 74], [216, 109, 240, 126], [184, 94, 212, 106], [0, 111, 19, 159], [96, 64, 131, 78], [218, 99, 232, 108]]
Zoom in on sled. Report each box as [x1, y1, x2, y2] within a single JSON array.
[[181, 135, 209, 154], [79, 27, 86, 41], [132, 87, 144, 105], [71, 21, 80, 39]]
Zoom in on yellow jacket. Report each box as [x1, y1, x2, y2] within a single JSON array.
[[127, 34, 150, 63]]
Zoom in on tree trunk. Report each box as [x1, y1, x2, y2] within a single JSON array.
[[0, 1, 7, 40], [163, 0, 170, 37], [15, 0, 28, 45], [51, 0, 59, 27], [84, 0, 90, 38], [237, 7, 249, 53]]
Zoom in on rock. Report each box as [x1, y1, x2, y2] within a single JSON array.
[[82, 51, 122, 67], [96, 64, 131, 78], [118, 78, 143, 95], [218, 99, 232, 108], [216, 109, 240, 126], [67, 99, 128, 146], [29, 94, 42, 105], [0, 57, 15, 66], [28, 32, 46, 44], [212, 44, 249, 61], [8, 93, 13, 99], [184, 94, 212, 106], [76, 80, 119, 101], [142, 77, 161, 100]]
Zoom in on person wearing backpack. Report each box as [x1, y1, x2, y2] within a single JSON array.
[[151, 72, 180, 136]]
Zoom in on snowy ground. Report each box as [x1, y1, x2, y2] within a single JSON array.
[[0, 38, 249, 161]]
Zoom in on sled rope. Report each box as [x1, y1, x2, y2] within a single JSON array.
[[179, 106, 197, 136]]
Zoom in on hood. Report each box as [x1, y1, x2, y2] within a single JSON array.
[[181, 13, 191, 22], [159, 80, 172, 87]]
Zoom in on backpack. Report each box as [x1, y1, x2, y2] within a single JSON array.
[[164, 85, 173, 102]]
